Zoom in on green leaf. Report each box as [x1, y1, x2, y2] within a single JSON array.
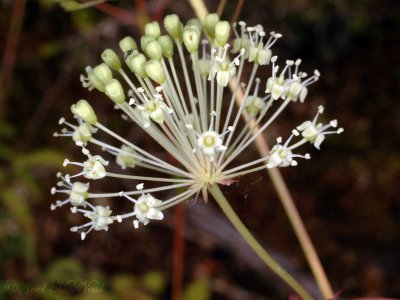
[[2, 188, 33, 229], [110, 274, 137, 297], [183, 277, 211, 300], [142, 271, 166, 295], [42, 258, 84, 282], [13, 149, 64, 171]]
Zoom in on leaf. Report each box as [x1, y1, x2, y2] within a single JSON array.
[[110, 274, 137, 297], [2, 188, 33, 229], [42, 258, 84, 282], [182, 277, 211, 300], [142, 271, 166, 295], [13, 149, 64, 171]]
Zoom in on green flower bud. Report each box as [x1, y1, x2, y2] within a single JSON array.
[[164, 14, 183, 41], [87, 72, 105, 92], [73, 123, 93, 145], [249, 48, 272, 65], [116, 145, 137, 169], [249, 47, 258, 63], [204, 13, 219, 39], [104, 79, 125, 104], [93, 63, 113, 84], [145, 60, 165, 84], [119, 36, 137, 53], [145, 40, 163, 61], [215, 21, 230, 47], [187, 18, 202, 33], [245, 96, 265, 116], [256, 48, 272, 65], [71, 99, 97, 125], [144, 21, 161, 39], [158, 35, 174, 58], [127, 53, 147, 78], [101, 49, 121, 71], [60, 1, 80, 11], [140, 35, 155, 55], [233, 37, 251, 55], [199, 59, 211, 77], [183, 28, 200, 54]]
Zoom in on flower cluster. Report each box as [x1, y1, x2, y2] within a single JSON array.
[[51, 13, 343, 239]]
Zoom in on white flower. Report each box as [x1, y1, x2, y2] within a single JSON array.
[[208, 45, 243, 87], [244, 78, 269, 118], [71, 205, 114, 240], [83, 156, 107, 179], [265, 58, 320, 102], [198, 131, 226, 159], [247, 28, 280, 65], [131, 87, 173, 127], [232, 21, 251, 55], [116, 145, 137, 169], [133, 194, 164, 227], [297, 105, 344, 149], [87, 206, 114, 230], [63, 147, 108, 181], [50, 173, 90, 209], [53, 118, 97, 146], [266, 133, 310, 168]]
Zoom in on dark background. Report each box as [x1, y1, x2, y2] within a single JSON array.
[[0, 0, 399, 299]]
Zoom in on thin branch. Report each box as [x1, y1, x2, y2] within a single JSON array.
[[0, 0, 27, 122], [231, 0, 244, 25], [217, 0, 228, 17], [95, 2, 138, 25], [172, 204, 185, 300]]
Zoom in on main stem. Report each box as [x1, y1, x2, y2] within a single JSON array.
[[208, 184, 313, 300]]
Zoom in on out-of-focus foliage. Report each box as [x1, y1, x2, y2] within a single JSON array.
[[183, 277, 211, 300]]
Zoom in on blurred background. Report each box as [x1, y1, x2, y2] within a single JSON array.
[[0, 0, 399, 299]]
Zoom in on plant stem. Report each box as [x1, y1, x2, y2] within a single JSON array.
[[227, 76, 334, 299], [172, 204, 185, 300], [255, 137, 334, 300], [187, 0, 208, 20], [208, 184, 313, 300]]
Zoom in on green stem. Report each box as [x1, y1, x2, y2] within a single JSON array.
[[208, 184, 314, 300]]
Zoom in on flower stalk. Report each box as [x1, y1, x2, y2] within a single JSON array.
[[208, 183, 313, 300]]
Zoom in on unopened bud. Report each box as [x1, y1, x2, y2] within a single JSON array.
[[141, 36, 155, 55], [215, 21, 230, 47], [187, 18, 202, 34], [145, 60, 165, 84], [204, 13, 219, 39], [71, 100, 97, 125], [145, 21, 161, 39], [183, 28, 200, 53], [101, 49, 121, 71], [164, 14, 183, 41], [93, 63, 113, 84], [105, 79, 125, 104], [145, 40, 163, 61], [119, 36, 137, 53], [128, 53, 147, 78], [158, 35, 174, 58]]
